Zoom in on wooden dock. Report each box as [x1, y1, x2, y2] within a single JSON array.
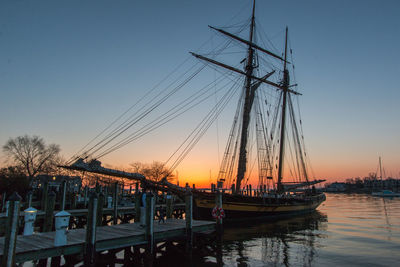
[[0, 218, 214, 263]]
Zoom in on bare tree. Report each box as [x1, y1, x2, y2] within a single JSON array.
[[2, 135, 61, 178], [129, 161, 174, 182]]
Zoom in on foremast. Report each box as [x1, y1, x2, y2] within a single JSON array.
[[235, 0, 256, 193], [277, 27, 289, 193]]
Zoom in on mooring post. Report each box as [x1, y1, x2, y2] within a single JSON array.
[[249, 184, 252, 196], [134, 189, 141, 223], [113, 181, 118, 225], [43, 191, 56, 232], [166, 191, 173, 219], [97, 192, 104, 226], [84, 186, 88, 208], [61, 179, 67, 211], [129, 185, 132, 195], [41, 181, 49, 211], [23, 207, 37, 236], [51, 210, 71, 267], [37, 191, 56, 267], [145, 192, 154, 256], [2, 192, 21, 267], [84, 192, 98, 266], [54, 210, 71, 246], [185, 189, 193, 254], [1, 191, 6, 212]]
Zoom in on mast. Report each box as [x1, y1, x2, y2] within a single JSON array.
[[379, 156, 383, 181], [277, 27, 289, 193], [235, 0, 256, 193]]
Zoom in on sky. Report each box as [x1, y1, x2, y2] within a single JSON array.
[[1, 0, 399, 186]]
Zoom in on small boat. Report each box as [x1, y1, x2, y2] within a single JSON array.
[[371, 157, 399, 197]]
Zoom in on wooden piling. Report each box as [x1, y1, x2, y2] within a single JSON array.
[[134, 190, 141, 223], [43, 191, 56, 232], [185, 190, 193, 253], [84, 192, 98, 266], [97, 192, 105, 226], [60, 180, 67, 210], [113, 182, 118, 225], [1, 191, 6, 212], [2, 192, 21, 267], [38, 191, 56, 267], [145, 192, 154, 256], [41, 181, 49, 210], [166, 192, 173, 219], [84, 186, 88, 208]]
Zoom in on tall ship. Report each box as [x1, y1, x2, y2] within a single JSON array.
[[64, 0, 326, 221]]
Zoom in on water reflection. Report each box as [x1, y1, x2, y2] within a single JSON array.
[[136, 194, 400, 266], [218, 211, 328, 267]]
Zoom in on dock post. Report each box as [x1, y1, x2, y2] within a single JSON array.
[[185, 190, 193, 254], [2, 192, 21, 267], [60, 179, 67, 210], [249, 184, 252, 196], [52, 210, 71, 267], [113, 181, 118, 225], [145, 192, 155, 256], [166, 191, 173, 219], [41, 181, 49, 210], [97, 192, 105, 226], [23, 207, 37, 236], [1, 191, 6, 212], [43, 191, 56, 232], [134, 190, 141, 223], [38, 191, 56, 267], [84, 192, 98, 266], [113, 182, 118, 223], [83, 186, 88, 207]]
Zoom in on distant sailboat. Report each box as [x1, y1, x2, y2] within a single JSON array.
[[372, 157, 400, 197]]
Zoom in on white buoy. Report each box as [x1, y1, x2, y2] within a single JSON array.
[[107, 196, 113, 208], [23, 207, 38, 236], [54, 210, 71, 246]]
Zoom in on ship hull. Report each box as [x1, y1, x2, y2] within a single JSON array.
[[193, 193, 326, 222]]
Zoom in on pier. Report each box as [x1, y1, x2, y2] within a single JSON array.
[[0, 218, 214, 265], [0, 187, 218, 266]]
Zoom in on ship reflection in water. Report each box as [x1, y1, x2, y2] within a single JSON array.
[[212, 212, 327, 267], [154, 193, 400, 267]]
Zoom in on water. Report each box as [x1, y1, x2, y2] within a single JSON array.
[[156, 193, 400, 267]]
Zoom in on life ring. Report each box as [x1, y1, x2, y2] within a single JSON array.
[[212, 206, 225, 219]]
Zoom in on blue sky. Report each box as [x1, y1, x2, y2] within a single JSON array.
[[1, 0, 399, 182]]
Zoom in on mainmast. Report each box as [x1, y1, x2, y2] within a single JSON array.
[[235, 0, 256, 193], [277, 27, 289, 193]]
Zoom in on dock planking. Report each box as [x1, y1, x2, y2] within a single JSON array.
[[0, 219, 214, 263]]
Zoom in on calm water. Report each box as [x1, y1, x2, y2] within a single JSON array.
[[156, 193, 400, 267]]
